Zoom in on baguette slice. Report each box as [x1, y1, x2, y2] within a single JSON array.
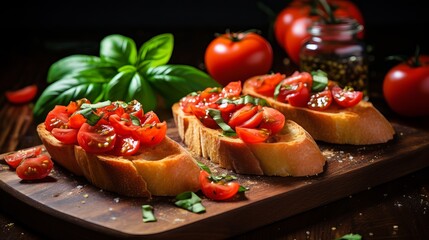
[[37, 123, 200, 197], [172, 103, 326, 177], [242, 75, 395, 145]]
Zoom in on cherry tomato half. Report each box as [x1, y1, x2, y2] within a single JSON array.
[[77, 123, 117, 154], [5, 84, 38, 104], [199, 170, 240, 201], [16, 155, 54, 180], [235, 127, 270, 143], [307, 88, 333, 110], [205, 31, 273, 86], [331, 86, 363, 108], [4, 147, 43, 169], [51, 128, 78, 144]]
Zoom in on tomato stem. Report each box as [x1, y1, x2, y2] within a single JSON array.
[[410, 45, 422, 67], [216, 29, 262, 42]]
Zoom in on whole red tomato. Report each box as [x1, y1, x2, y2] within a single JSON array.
[[204, 30, 273, 86], [383, 55, 429, 117], [275, 0, 364, 65]]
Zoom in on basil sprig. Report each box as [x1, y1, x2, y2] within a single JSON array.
[[34, 34, 220, 121], [216, 95, 268, 106]]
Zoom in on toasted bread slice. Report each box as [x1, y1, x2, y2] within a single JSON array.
[[37, 123, 200, 197], [242, 75, 395, 145], [172, 103, 326, 177]]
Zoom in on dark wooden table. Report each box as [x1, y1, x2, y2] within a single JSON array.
[[1, 23, 429, 240]]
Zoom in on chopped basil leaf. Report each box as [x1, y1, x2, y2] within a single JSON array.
[[76, 100, 112, 126], [80, 100, 112, 110], [274, 82, 282, 98], [207, 109, 236, 137], [142, 205, 157, 222], [216, 95, 267, 106], [197, 161, 211, 174], [130, 114, 141, 126], [238, 185, 249, 192], [336, 233, 362, 240], [311, 70, 328, 92], [175, 192, 206, 213]]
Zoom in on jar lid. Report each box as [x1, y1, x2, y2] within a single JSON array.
[[308, 18, 364, 36]]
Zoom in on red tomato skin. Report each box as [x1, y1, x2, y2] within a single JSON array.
[[77, 123, 117, 154], [51, 128, 78, 144], [236, 127, 270, 143], [383, 57, 429, 116], [278, 0, 365, 65], [16, 155, 54, 180], [199, 170, 240, 201], [205, 32, 273, 86], [274, 0, 310, 49], [5, 84, 38, 104], [285, 17, 314, 65], [4, 147, 43, 169]]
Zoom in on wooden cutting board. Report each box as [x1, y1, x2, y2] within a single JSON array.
[[1, 120, 429, 240]]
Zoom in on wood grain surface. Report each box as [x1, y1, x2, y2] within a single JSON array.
[[1, 119, 429, 240]]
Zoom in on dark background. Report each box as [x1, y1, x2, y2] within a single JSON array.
[[1, 0, 428, 90]]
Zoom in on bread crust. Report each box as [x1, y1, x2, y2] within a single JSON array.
[[172, 103, 326, 177], [37, 123, 200, 197], [242, 75, 395, 145]]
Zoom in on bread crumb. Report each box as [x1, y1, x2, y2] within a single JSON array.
[[113, 197, 120, 203]]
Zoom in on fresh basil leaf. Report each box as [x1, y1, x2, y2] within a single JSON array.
[[216, 95, 268, 106], [311, 69, 328, 92], [197, 161, 211, 174], [142, 205, 157, 222], [207, 109, 236, 137], [100, 34, 137, 68], [137, 33, 174, 73], [47, 55, 116, 83], [105, 70, 157, 111], [336, 233, 362, 240], [238, 185, 249, 192], [146, 64, 220, 106], [33, 77, 106, 120], [175, 192, 206, 213]]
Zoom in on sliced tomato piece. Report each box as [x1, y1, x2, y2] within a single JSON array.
[[5, 84, 38, 104], [68, 114, 86, 129], [221, 81, 242, 98], [44, 105, 70, 131], [199, 170, 240, 201], [109, 114, 138, 136], [307, 88, 333, 111], [77, 123, 117, 153], [235, 127, 270, 143], [281, 71, 313, 89], [285, 82, 310, 107], [238, 111, 263, 129], [331, 86, 363, 108], [4, 146, 43, 169], [142, 111, 161, 124], [51, 128, 78, 144], [228, 104, 260, 129], [259, 107, 285, 135], [254, 73, 285, 96], [134, 121, 167, 147], [111, 135, 140, 156], [16, 155, 54, 180], [191, 105, 218, 129]]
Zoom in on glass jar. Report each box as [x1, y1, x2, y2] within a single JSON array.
[[299, 18, 368, 94]]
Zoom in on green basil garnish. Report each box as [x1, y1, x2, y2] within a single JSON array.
[[175, 192, 206, 213], [311, 69, 328, 92], [206, 109, 236, 137], [34, 34, 220, 122], [142, 205, 157, 222], [216, 95, 268, 106]]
